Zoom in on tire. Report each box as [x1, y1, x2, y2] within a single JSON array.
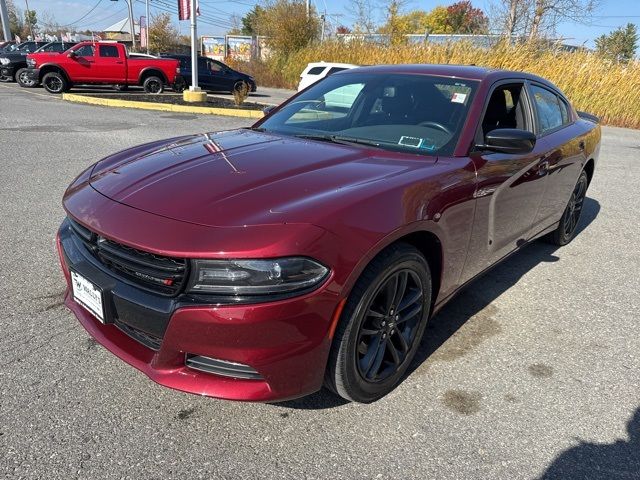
[[325, 243, 432, 403], [142, 75, 163, 94], [232, 80, 247, 94], [545, 170, 589, 246], [42, 71, 68, 94], [0, 74, 12, 83], [16, 68, 37, 87]]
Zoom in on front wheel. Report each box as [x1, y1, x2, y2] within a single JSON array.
[[325, 243, 431, 403], [42, 72, 68, 94], [545, 170, 589, 246], [143, 76, 164, 94], [16, 68, 37, 87]]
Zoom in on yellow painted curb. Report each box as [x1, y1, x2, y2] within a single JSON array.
[[62, 93, 264, 119]]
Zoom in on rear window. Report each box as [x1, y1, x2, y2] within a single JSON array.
[[327, 67, 347, 75], [99, 45, 119, 58], [307, 66, 326, 75]]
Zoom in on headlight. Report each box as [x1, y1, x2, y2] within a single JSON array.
[[188, 257, 329, 295], [26, 58, 35, 67], [0, 58, 9, 65]]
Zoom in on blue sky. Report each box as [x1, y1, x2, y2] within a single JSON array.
[[21, 0, 640, 47]]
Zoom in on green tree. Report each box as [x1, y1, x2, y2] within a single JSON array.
[[6, 0, 24, 38], [379, 0, 408, 44], [239, 6, 265, 36], [23, 9, 37, 38], [148, 13, 180, 53], [254, 0, 321, 56], [595, 23, 638, 62], [394, 6, 453, 35]]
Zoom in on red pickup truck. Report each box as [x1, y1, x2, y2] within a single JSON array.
[[25, 41, 182, 94]]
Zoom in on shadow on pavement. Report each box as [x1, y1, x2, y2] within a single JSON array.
[[539, 407, 640, 479], [277, 197, 600, 410]]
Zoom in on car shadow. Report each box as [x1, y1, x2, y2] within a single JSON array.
[[274, 197, 600, 410], [538, 406, 640, 479]]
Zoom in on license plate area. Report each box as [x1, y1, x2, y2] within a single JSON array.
[[71, 270, 105, 323]]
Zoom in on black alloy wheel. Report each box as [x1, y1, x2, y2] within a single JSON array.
[[546, 170, 589, 246], [325, 243, 431, 403], [16, 68, 36, 87], [143, 76, 163, 94], [356, 269, 424, 382], [42, 72, 67, 94]]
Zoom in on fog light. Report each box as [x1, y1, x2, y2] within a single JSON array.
[[185, 354, 263, 380]]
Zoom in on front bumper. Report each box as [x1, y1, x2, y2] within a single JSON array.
[[0, 65, 15, 78], [25, 67, 39, 82], [57, 218, 341, 402]]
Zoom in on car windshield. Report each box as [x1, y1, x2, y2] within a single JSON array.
[[259, 72, 478, 156]]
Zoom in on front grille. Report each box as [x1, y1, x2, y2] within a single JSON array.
[[115, 319, 163, 350], [68, 217, 188, 296]]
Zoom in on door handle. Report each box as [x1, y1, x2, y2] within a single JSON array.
[[115, 60, 124, 64]]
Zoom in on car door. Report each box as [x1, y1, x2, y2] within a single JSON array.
[[66, 44, 96, 82], [211, 60, 236, 91], [197, 57, 213, 89], [462, 81, 549, 279], [94, 44, 126, 83], [527, 82, 586, 226]]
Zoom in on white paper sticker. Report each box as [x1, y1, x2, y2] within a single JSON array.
[[451, 92, 467, 104]]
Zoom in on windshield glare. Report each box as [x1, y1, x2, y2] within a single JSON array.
[[259, 72, 477, 156]]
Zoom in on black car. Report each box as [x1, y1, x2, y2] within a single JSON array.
[[161, 54, 256, 93], [1, 41, 77, 87], [0, 41, 51, 84]]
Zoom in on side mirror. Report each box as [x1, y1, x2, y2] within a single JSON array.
[[67, 50, 76, 58], [476, 128, 536, 155], [262, 106, 275, 115]]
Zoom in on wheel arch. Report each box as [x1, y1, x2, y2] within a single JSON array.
[[38, 64, 70, 83], [138, 68, 168, 85], [583, 158, 595, 185], [339, 225, 444, 315]]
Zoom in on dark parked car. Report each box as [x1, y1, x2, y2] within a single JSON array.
[[162, 54, 256, 93], [0, 41, 50, 83], [57, 65, 600, 403]]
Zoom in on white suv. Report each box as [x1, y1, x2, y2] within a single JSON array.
[[297, 62, 358, 91]]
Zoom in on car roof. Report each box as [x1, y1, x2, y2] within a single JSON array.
[[345, 63, 554, 86]]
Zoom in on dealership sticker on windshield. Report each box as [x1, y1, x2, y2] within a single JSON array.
[[451, 92, 467, 104]]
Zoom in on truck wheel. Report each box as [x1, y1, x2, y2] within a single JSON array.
[[143, 76, 164, 94], [0, 75, 11, 83], [42, 72, 68, 94], [16, 68, 37, 88]]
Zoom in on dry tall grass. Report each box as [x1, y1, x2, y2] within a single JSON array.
[[230, 40, 640, 129]]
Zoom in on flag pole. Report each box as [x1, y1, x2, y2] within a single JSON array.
[[183, 0, 206, 102]]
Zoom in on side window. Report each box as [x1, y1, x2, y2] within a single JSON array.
[[327, 67, 347, 75], [75, 45, 95, 57], [530, 84, 567, 134], [210, 61, 223, 72], [481, 83, 528, 136], [99, 45, 119, 58], [306, 66, 325, 75]]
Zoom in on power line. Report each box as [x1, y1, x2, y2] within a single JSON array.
[[134, 0, 235, 29], [66, 0, 104, 26]]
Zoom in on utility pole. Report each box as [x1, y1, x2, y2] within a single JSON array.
[[23, 0, 34, 39], [125, 0, 136, 50], [189, 0, 197, 91], [0, 0, 12, 42], [145, 0, 150, 54], [321, 14, 325, 42], [306, 0, 310, 19]]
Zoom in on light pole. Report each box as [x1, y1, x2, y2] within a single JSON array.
[[145, 0, 150, 54], [111, 0, 136, 50], [0, 0, 12, 42], [183, 0, 205, 102]]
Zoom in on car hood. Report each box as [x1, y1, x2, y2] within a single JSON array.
[[88, 129, 436, 228]]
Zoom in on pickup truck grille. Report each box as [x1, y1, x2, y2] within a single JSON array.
[[68, 217, 187, 296]]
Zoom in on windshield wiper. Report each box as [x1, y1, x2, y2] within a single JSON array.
[[294, 133, 383, 149]]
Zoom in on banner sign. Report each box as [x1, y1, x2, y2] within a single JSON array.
[[178, 0, 200, 20], [201, 36, 226, 60], [226, 35, 253, 62]]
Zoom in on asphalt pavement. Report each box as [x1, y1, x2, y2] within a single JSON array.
[[0, 82, 639, 480]]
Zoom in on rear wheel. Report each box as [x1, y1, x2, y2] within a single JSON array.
[[143, 76, 163, 94], [325, 243, 431, 403], [545, 170, 589, 246], [232, 80, 248, 94], [42, 71, 68, 94], [16, 68, 37, 87]]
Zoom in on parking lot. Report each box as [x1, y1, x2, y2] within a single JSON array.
[[1, 81, 639, 479]]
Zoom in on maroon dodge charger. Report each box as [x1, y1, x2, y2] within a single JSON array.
[[57, 65, 600, 403]]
